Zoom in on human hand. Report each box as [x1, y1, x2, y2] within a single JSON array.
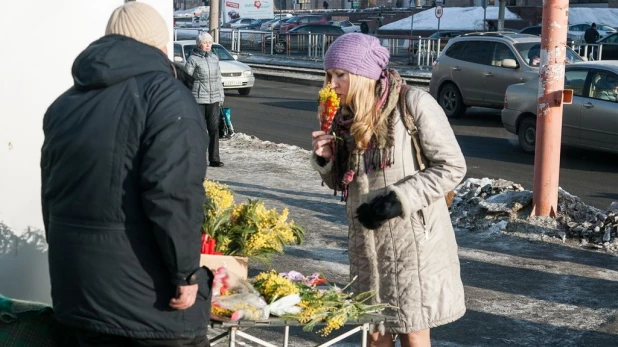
[[170, 284, 198, 310], [312, 131, 334, 160], [356, 191, 403, 230]]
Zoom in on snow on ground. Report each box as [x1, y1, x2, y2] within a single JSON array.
[[381, 6, 521, 31]]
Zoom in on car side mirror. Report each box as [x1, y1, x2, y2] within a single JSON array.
[[232, 54, 238, 60], [502, 59, 518, 68], [173, 56, 184, 62]]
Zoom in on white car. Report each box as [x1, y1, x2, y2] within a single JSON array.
[[568, 23, 617, 43], [173, 41, 255, 95], [329, 20, 360, 33]]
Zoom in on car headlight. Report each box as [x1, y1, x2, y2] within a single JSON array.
[[242, 70, 253, 76]]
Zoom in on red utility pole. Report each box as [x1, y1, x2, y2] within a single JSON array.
[[532, 0, 571, 217]]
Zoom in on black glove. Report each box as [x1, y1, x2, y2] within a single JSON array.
[[356, 191, 403, 230]]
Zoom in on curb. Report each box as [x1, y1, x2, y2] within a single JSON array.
[[253, 72, 324, 87]]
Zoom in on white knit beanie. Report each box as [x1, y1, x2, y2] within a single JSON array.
[[105, 2, 169, 49]]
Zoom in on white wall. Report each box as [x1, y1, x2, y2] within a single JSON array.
[[0, 0, 173, 303]]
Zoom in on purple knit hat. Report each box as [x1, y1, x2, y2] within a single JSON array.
[[324, 33, 390, 80]]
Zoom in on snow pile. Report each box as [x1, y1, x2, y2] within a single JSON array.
[[380, 6, 521, 31], [450, 178, 618, 253]]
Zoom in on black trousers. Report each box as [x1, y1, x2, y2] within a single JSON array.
[[73, 330, 210, 347], [199, 103, 220, 163]]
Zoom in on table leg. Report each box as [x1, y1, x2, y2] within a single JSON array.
[[283, 326, 290, 347], [361, 323, 368, 347], [229, 327, 236, 347]]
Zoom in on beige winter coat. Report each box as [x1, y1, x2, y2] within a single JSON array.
[[311, 87, 467, 333]]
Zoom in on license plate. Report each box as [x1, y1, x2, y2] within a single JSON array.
[[225, 81, 242, 86]]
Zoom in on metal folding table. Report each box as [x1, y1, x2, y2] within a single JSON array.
[[209, 313, 397, 347]]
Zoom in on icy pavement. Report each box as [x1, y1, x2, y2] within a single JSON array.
[[205, 133, 618, 346], [1, 133, 616, 346]]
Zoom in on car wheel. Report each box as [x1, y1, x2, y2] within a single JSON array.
[[238, 88, 251, 96], [517, 117, 536, 153], [274, 42, 286, 54], [438, 83, 465, 118]]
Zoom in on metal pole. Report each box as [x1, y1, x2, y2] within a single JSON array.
[[498, 0, 505, 31], [532, 0, 570, 217], [210, 0, 220, 43]]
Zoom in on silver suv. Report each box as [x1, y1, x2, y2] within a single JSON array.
[[429, 33, 584, 118]]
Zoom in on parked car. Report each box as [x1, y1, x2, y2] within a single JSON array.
[[502, 61, 618, 154], [236, 18, 273, 30], [279, 15, 328, 33], [429, 33, 584, 118], [222, 17, 256, 28], [328, 20, 360, 33], [173, 41, 255, 95], [519, 25, 582, 49], [518, 25, 542, 36], [273, 24, 344, 54], [568, 23, 617, 42], [411, 31, 463, 54], [591, 32, 618, 60], [174, 16, 197, 28]]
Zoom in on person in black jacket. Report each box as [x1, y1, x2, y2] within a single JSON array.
[[41, 3, 212, 346], [584, 23, 600, 60], [585, 23, 600, 44]]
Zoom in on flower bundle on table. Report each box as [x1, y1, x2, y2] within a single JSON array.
[[317, 83, 340, 132], [211, 269, 393, 337], [202, 180, 304, 261]]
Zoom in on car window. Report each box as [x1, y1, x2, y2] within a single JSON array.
[[174, 45, 183, 60], [212, 46, 235, 61], [599, 25, 615, 32], [603, 34, 618, 43], [514, 42, 583, 66], [589, 71, 618, 101], [294, 26, 310, 33], [492, 43, 517, 67], [183, 44, 234, 61], [458, 41, 494, 65], [444, 41, 467, 59], [564, 69, 588, 97]]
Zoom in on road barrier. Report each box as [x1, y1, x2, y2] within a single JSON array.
[[173, 28, 440, 68]]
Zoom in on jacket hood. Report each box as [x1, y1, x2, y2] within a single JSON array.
[[72, 35, 172, 90]]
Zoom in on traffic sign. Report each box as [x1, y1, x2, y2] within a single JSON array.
[[435, 5, 443, 19]]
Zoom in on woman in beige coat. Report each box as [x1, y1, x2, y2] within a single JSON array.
[[311, 33, 467, 347]]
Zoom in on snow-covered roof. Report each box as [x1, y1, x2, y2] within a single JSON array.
[[380, 6, 618, 32], [380, 6, 521, 31], [568, 8, 618, 27]]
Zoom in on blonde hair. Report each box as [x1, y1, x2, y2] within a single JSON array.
[[325, 73, 384, 149]]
